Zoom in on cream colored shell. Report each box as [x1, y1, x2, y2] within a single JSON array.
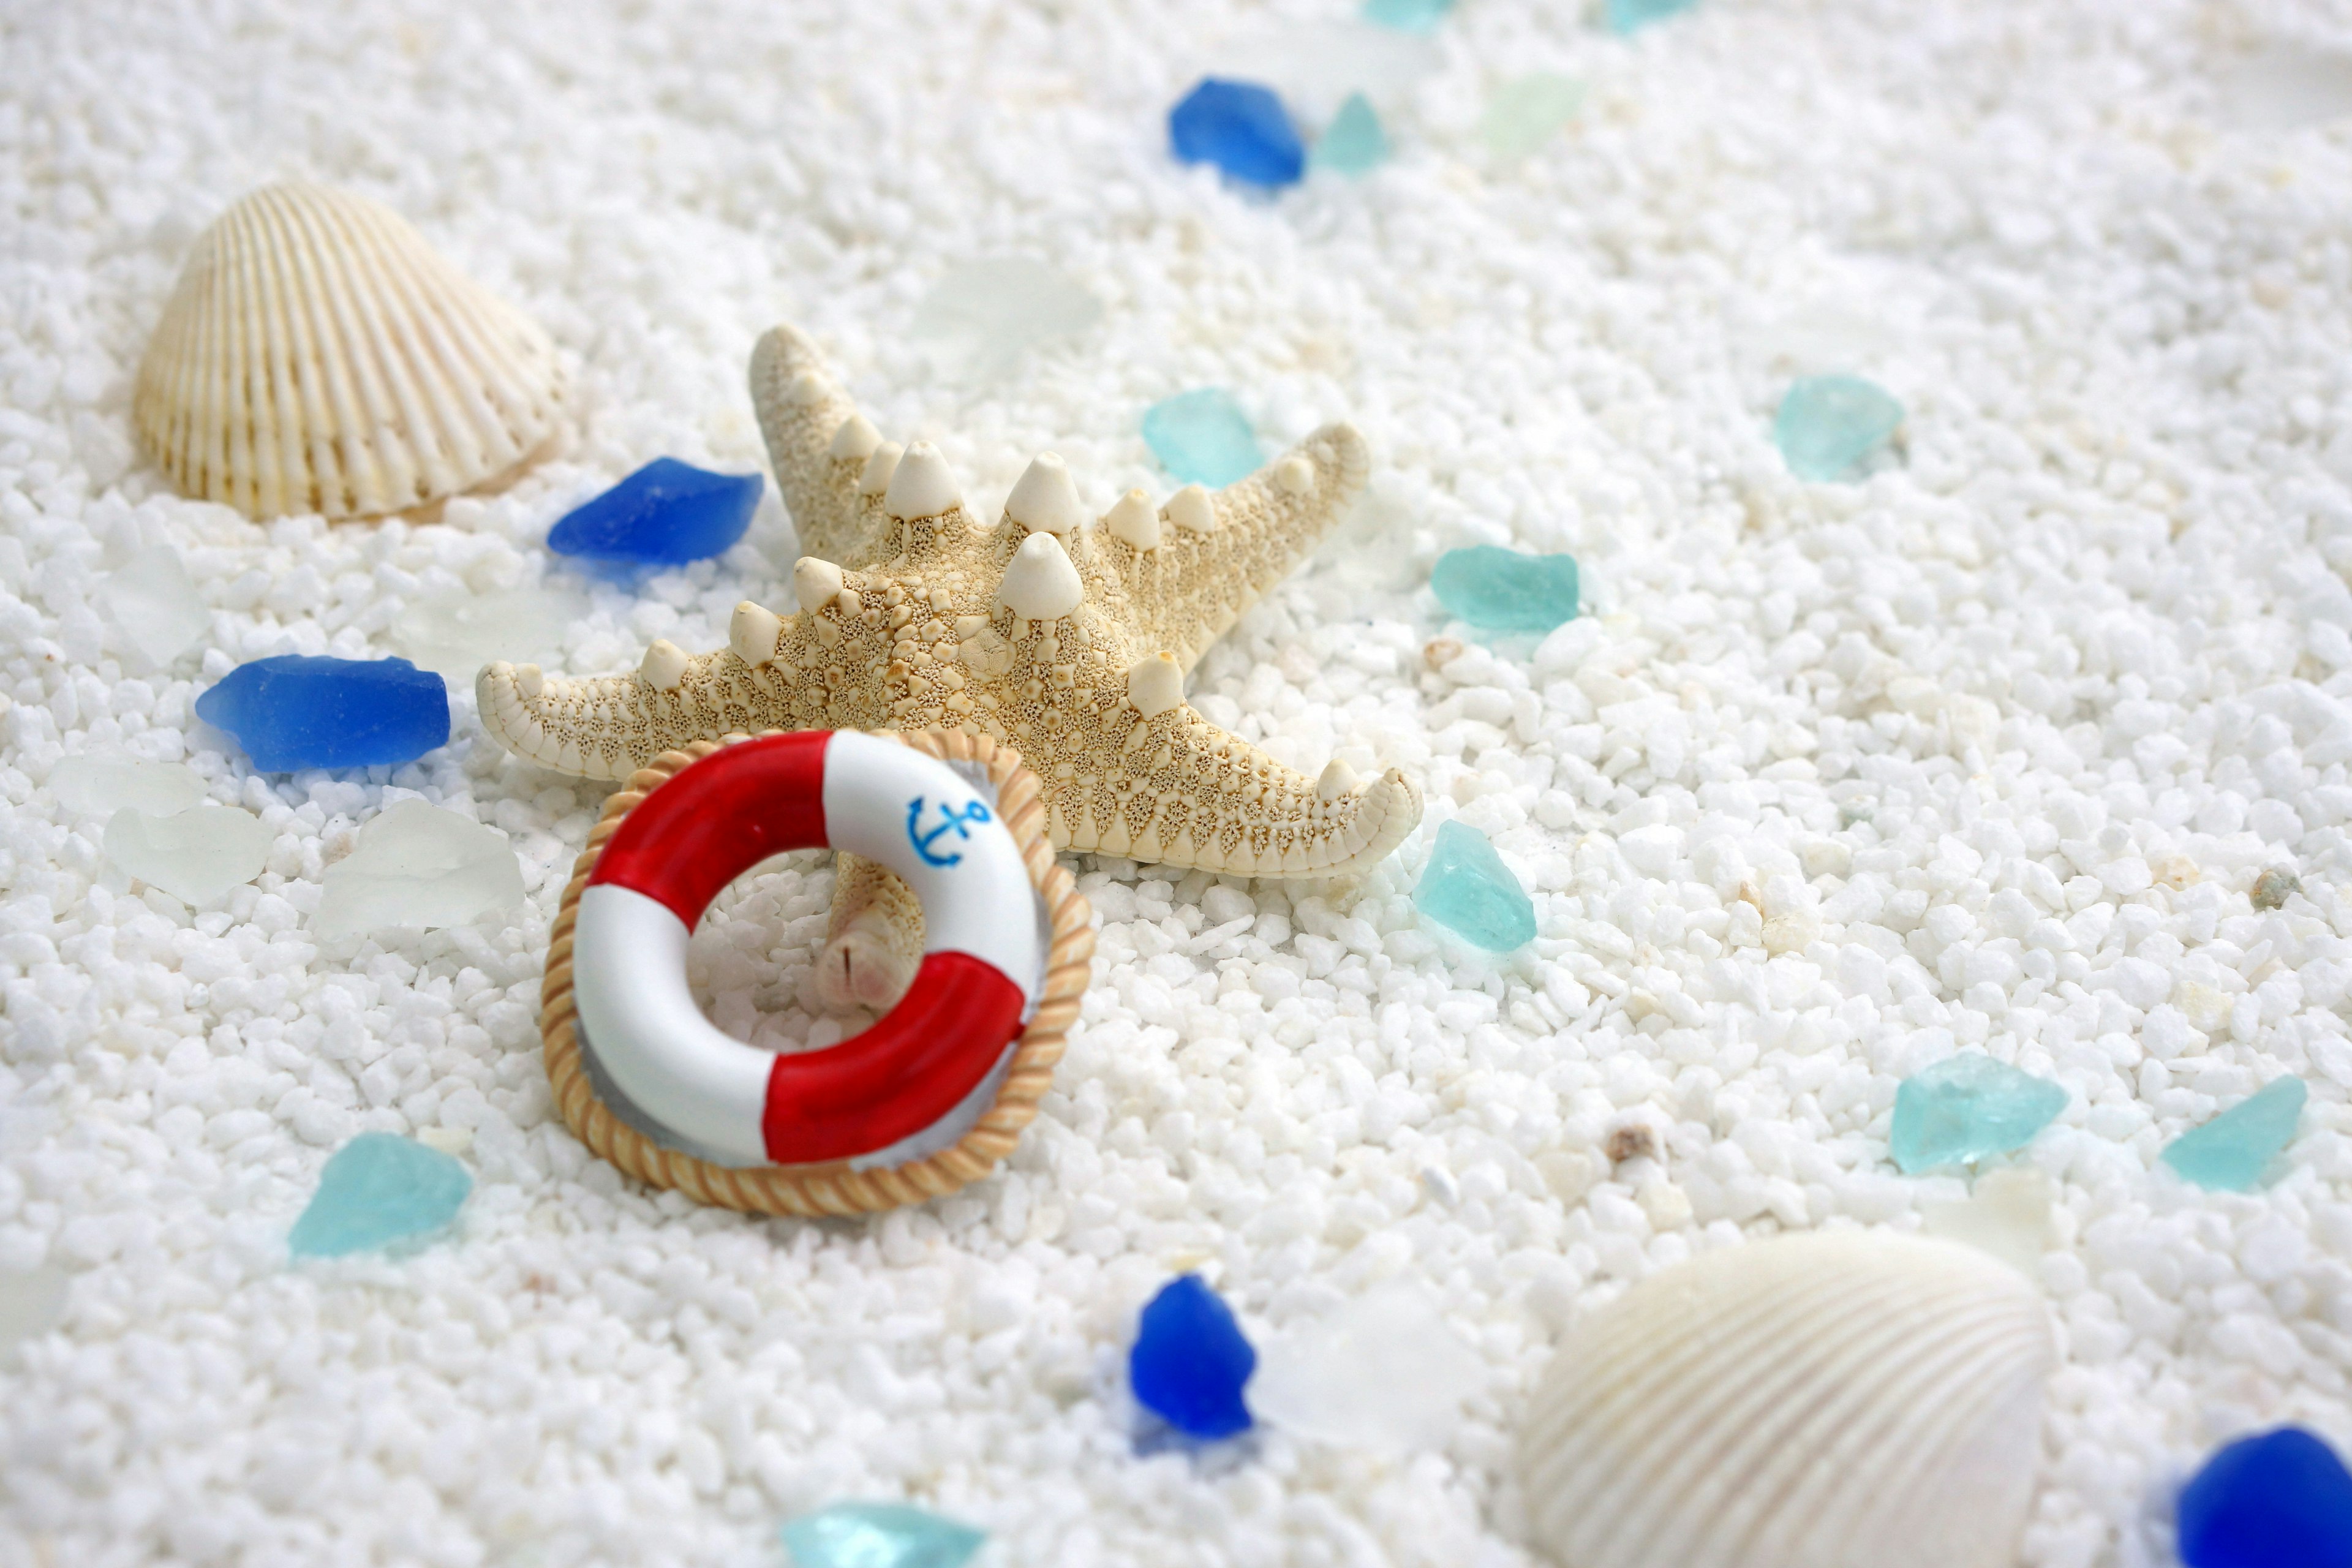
[[1519, 1232, 2053, 1568], [132, 181, 565, 520]]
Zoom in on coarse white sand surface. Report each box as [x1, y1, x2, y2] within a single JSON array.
[[3, 0, 2351, 1563]]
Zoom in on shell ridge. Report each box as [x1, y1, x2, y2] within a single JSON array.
[[243, 190, 310, 516], [354, 195, 514, 485], [273, 185, 377, 514], [320, 190, 441, 508]]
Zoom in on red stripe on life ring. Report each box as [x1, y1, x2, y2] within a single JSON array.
[[761, 950, 1026, 1164], [588, 730, 832, 922]]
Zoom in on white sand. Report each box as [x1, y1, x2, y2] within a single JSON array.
[[4, 0, 2351, 1563]]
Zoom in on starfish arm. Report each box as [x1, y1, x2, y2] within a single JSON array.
[[748, 324, 894, 570], [1110, 422, 1369, 671], [475, 647, 820, 781], [1066, 704, 1420, 879]]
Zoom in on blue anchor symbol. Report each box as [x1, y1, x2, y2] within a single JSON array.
[[906, 796, 993, 868]]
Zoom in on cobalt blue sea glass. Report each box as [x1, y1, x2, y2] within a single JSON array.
[[1129, 1274, 1256, 1440], [547, 458, 764, 578], [1170, 79, 1305, 189], [195, 656, 449, 772], [2177, 1427, 2352, 1568], [289, 1133, 471, 1258]]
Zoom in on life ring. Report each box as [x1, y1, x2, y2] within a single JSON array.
[[541, 730, 1090, 1210]]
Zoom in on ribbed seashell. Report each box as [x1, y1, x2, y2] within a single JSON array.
[[133, 181, 565, 521], [1518, 1232, 2053, 1568]]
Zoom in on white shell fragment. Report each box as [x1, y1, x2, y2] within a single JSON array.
[[729, 600, 783, 667], [793, 557, 845, 613], [1164, 483, 1218, 533], [1106, 488, 1161, 549], [1519, 1232, 2053, 1568], [881, 440, 960, 521], [132, 181, 565, 521], [1005, 452, 1085, 536], [998, 532, 1085, 620], [1127, 651, 1186, 718]]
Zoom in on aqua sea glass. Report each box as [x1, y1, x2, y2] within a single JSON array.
[[1431, 545, 1580, 631], [2177, 1427, 2352, 1568], [1143, 390, 1262, 487], [1169, 78, 1305, 189], [1774, 375, 1904, 481], [1129, 1275, 1256, 1440], [1415, 821, 1537, 952], [2162, 1077, 2308, 1192], [1607, 0, 1701, 33], [1888, 1055, 2067, 1174], [1314, 93, 1390, 176], [195, 655, 449, 772], [289, 1133, 472, 1258], [1364, 0, 1454, 33], [548, 458, 763, 578], [780, 1502, 986, 1568]]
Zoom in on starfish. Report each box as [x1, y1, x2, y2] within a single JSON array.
[[477, 324, 1422, 1008]]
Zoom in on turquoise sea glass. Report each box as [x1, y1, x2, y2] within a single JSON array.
[[1774, 375, 1904, 481], [1143, 390, 1262, 487], [1889, 1055, 2067, 1174], [780, 1503, 985, 1568], [1315, 94, 1390, 177], [2163, 1077, 2308, 1192], [289, 1133, 471, 1258], [1431, 546, 1580, 631], [1415, 821, 1537, 952]]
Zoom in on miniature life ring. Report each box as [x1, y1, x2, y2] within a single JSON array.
[[569, 729, 1044, 1169]]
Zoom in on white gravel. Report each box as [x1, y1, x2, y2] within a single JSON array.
[[5, 0, 2352, 1564]]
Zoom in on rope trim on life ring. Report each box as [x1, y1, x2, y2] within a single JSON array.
[[540, 729, 1094, 1216]]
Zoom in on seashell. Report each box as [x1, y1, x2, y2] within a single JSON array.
[[1518, 1232, 2053, 1568], [133, 181, 565, 521]]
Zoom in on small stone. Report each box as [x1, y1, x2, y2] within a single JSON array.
[[1363, 0, 1453, 32], [1169, 78, 1305, 189], [195, 655, 450, 772], [1313, 92, 1390, 176], [50, 756, 209, 818], [781, 1503, 985, 1568], [1431, 545, 1581, 631], [2251, 867, 2302, 911], [1774, 374, 1905, 481], [1921, 1167, 2056, 1276], [2162, 1077, 2308, 1192], [394, 584, 586, 682], [1129, 1273, 1256, 1440], [1606, 0, 1700, 33], [101, 545, 209, 665], [1423, 636, 1464, 670], [547, 458, 764, 578], [288, 1132, 472, 1259], [1889, 1054, 2067, 1174], [913, 258, 1102, 381], [312, 800, 524, 941], [1605, 1124, 1657, 1164], [1249, 1284, 1483, 1452], [104, 805, 271, 905], [2177, 1427, 2352, 1568], [0, 1265, 69, 1363], [1414, 820, 1537, 952], [1143, 390, 1262, 488], [1482, 73, 1583, 159]]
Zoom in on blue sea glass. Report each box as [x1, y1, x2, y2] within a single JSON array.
[[2177, 1427, 2352, 1568], [195, 656, 449, 772], [1415, 821, 1537, 952], [547, 458, 763, 578], [1364, 0, 1454, 32], [781, 1503, 986, 1568], [1130, 1275, 1256, 1440], [1430, 545, 1580, 631], [1143, 390, 1262, 487], [2163, 1077, 2308, 1192], [289, 1133, 471, 1258], [1315, 93, 1390, 176], [1606, 0, 1701, 32], [1774, 375, 1905, 481], [1170, 78, 1305, 189], [1889, 1055, 2067, 1174]]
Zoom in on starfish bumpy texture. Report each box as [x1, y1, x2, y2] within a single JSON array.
[[478, 324, 1422, 1006]]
